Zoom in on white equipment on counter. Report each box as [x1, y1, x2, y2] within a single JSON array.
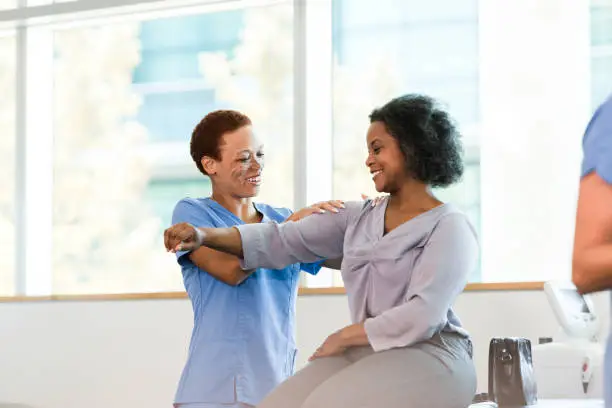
[[532, 281, 605, 399]]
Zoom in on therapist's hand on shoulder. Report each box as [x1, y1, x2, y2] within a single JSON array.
[[285, 200, 345, 223], [164, 222, 204, 253]]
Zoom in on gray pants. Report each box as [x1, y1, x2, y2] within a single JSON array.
[[258, 332, 477, 408]]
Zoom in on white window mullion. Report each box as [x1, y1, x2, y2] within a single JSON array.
[[14, 22, 26, 295], [292, 0, 306, 210], [294, 0, 334, 288], [17, 24, 54, 295], [0, 0, 287, 28], [304, 0, 332, 206]]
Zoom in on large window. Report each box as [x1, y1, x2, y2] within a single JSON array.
[[4, 0, 612, 296], [8, 0, 294, 295], [51, 20, 183, 293], [322, 0, 612, 286], [50, 3, 293, 294]]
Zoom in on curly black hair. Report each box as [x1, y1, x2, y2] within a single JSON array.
[[369, 94, 464, 188]]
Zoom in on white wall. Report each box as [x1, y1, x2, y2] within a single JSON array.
[[0, 291, 609, 408]]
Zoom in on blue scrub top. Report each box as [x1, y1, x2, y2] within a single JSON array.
[[580, 95, 612, 407], [171, 197, 322, 406], [581, 96, 612, 184]]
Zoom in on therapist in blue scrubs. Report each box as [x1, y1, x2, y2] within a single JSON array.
[[572, 94, 612, 407], [168, 109, 343, 408]]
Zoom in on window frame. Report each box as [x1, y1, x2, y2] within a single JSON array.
[[4, 0, 608, 299], [9, 0, 300, 297]]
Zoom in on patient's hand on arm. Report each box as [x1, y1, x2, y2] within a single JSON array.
[[164, 223, 244, 257], [164, 223, 257, 287]]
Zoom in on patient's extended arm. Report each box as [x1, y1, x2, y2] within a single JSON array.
[[164, 201, 363, 270]]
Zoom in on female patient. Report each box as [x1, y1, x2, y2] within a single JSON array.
[[165, 95, 479, 408], [169, 110, 343, 408]]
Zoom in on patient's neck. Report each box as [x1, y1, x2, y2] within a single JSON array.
[[388, 180, 442, 213]]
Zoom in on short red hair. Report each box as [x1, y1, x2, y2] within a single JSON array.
[[190, 110, 252, 175]]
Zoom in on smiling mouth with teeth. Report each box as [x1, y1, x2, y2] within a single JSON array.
[[246, 175, 262, 185], [371, 170, 382, 179]]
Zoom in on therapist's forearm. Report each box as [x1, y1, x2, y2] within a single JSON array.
[[339, 323, 370, 347], [198, 227, 245, 258], [573, 244, 612, 294]]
